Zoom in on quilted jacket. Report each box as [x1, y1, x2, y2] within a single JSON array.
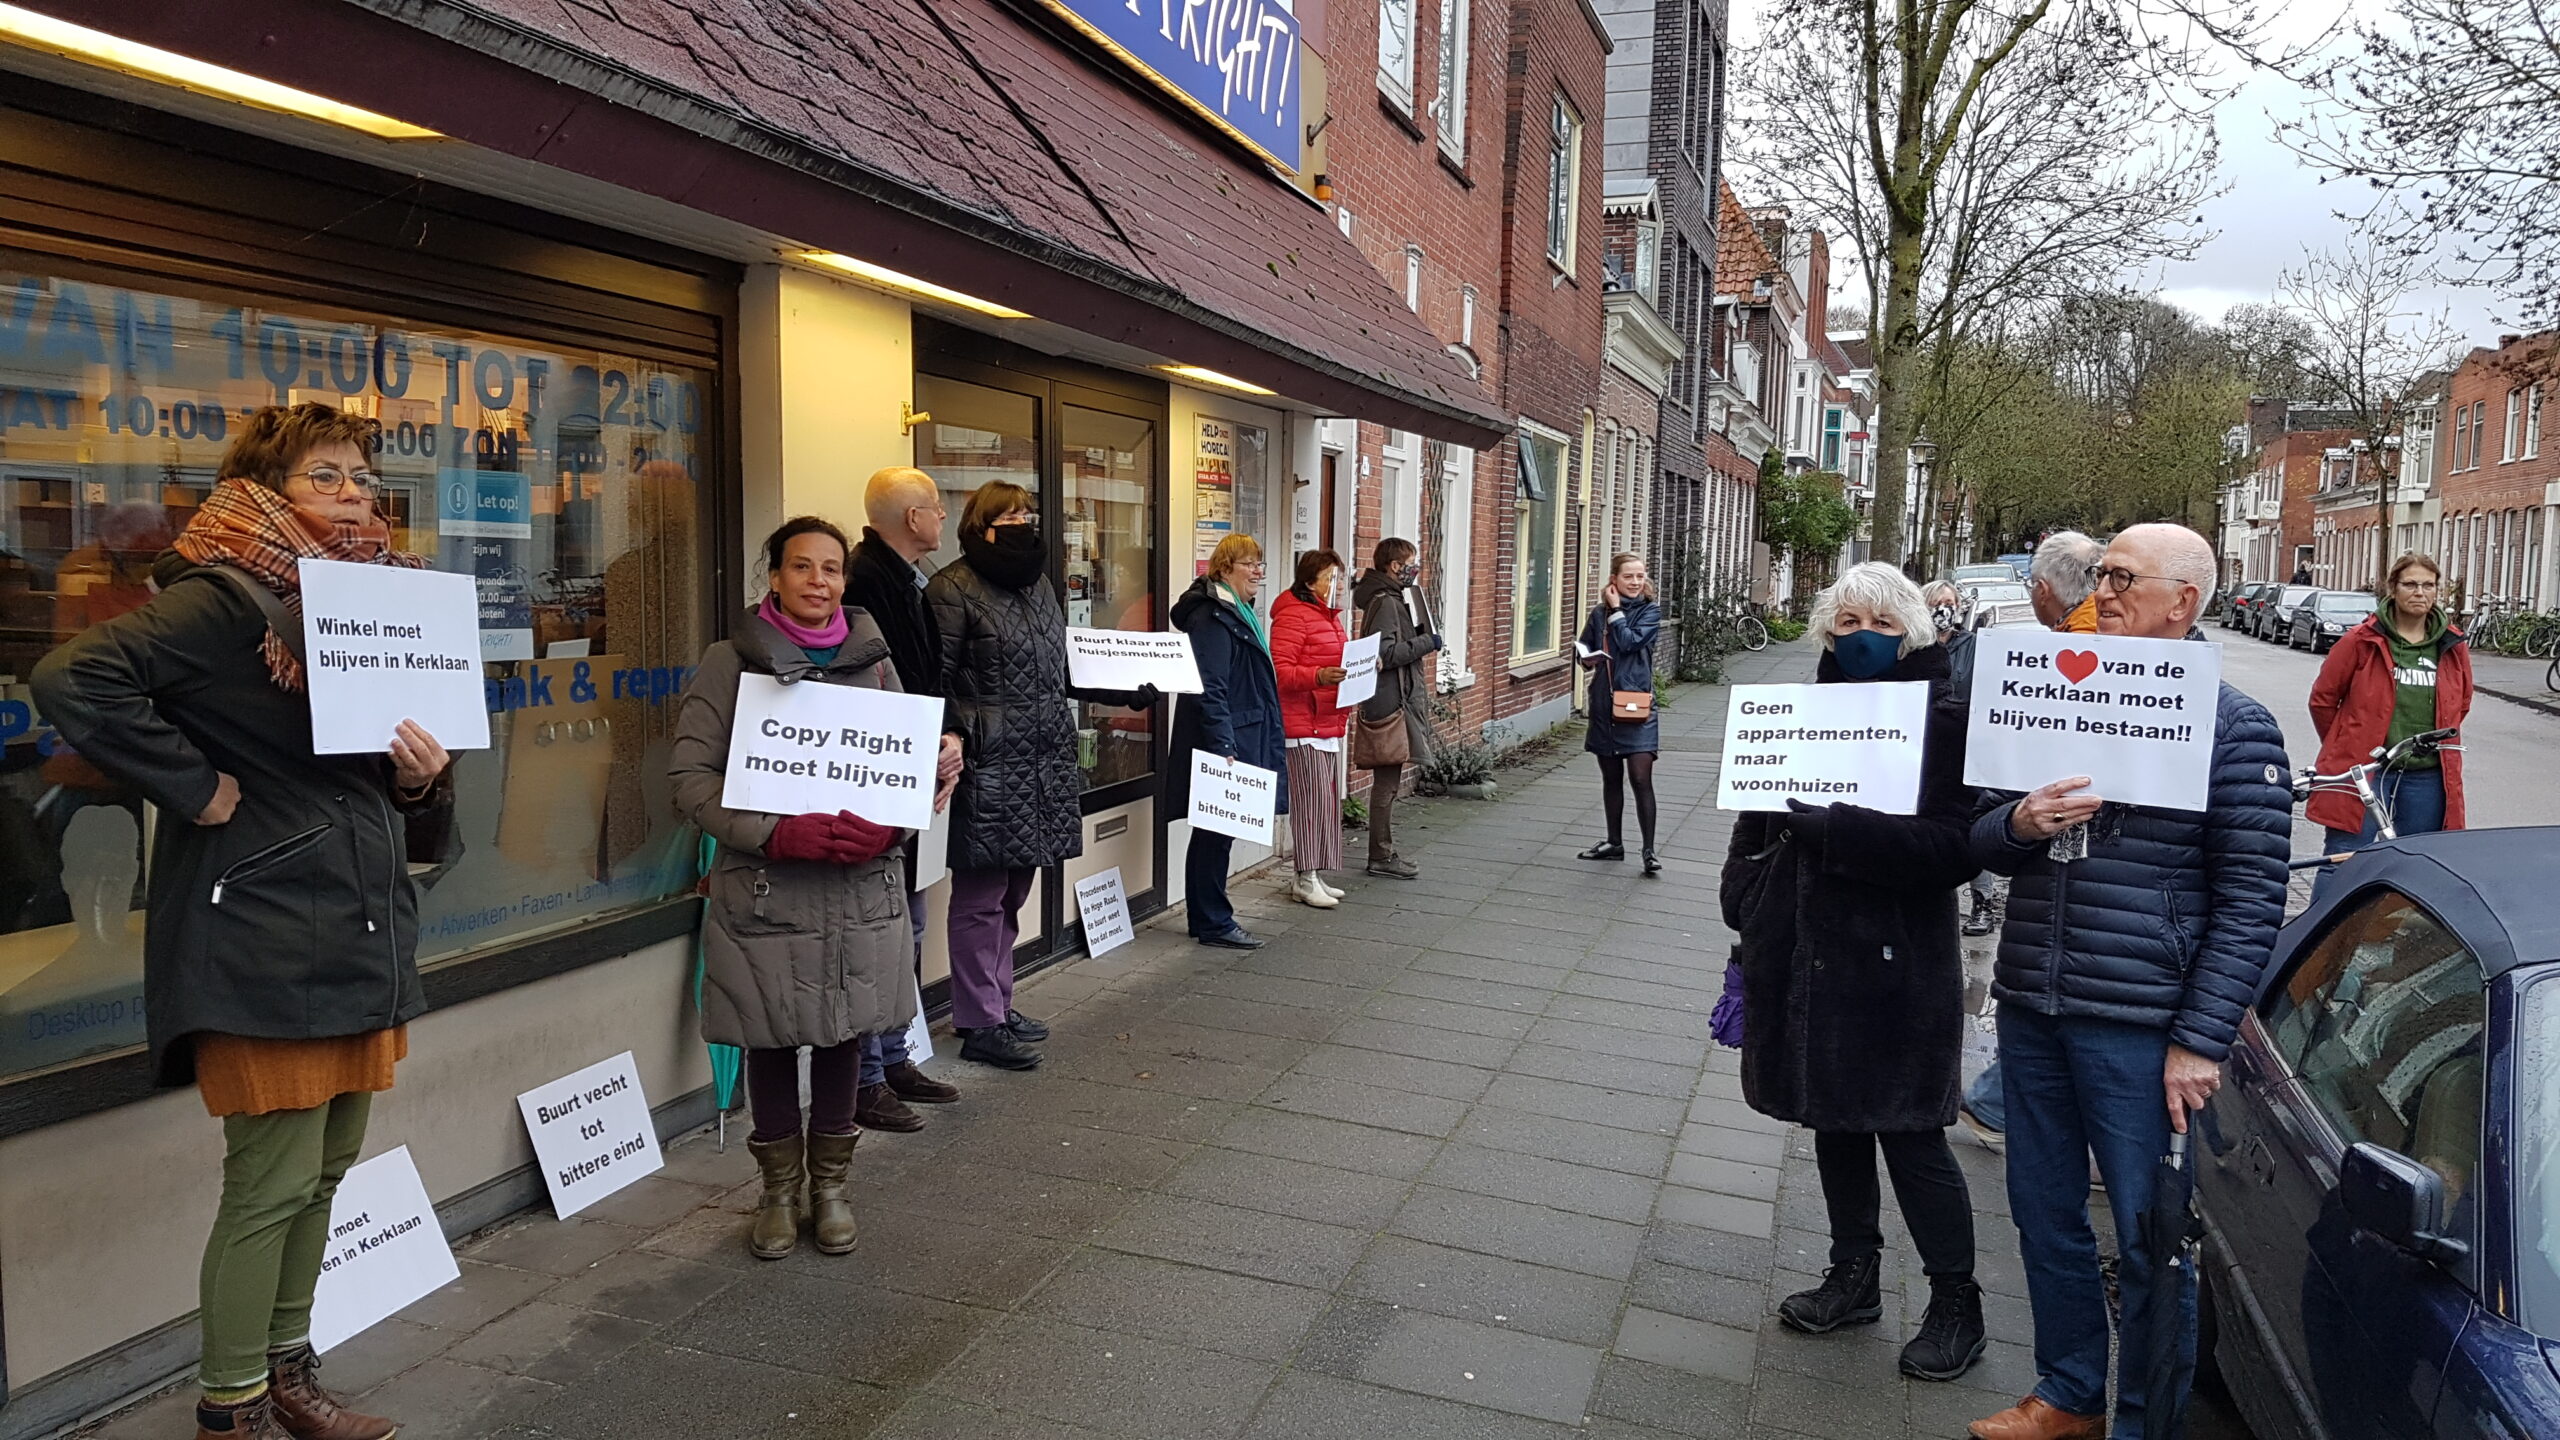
[[1969, 655, 2292, 1061], [1167, 576, 1288, 815], [1270, 590, 1348, 741]]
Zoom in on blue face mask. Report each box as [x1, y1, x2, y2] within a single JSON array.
[[1833, 628, 1902, 679]]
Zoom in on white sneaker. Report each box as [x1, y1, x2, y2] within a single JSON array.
[[1292, 872, 1339, 908], [1312, 874, 1345, 900]]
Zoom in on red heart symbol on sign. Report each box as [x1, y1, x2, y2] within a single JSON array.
[[2055, 649, 2099, 684]]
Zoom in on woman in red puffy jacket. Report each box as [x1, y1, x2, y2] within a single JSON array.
[[1271, 549, 1350, 907]]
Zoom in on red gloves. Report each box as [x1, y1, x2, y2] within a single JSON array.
[[767, 811, 899, 865]]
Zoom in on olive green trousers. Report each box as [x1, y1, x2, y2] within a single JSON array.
[[198, 1092, 371, 1392]]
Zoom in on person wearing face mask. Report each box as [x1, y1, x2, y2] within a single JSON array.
[[1348, 539, 1441, 879], [1169, 534, 1288, 947], [1270, 548, 1351, 907], [928, 483, 1157, 1068], [671, 517, 915, 1261], [1575, 554, 1665, 874], [1719, 562, 1987, 1386]]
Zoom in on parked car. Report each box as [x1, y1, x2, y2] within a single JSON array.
[[2290, 590, 2376, 652], [1957, 579, 2033, 632], [1995, 552, 2033, 582], [1949, 563, 2019, 587], [2224, 581, 2270, 631], [2194, 829, 2560, 1440], [2259, 583, 2320, 641]]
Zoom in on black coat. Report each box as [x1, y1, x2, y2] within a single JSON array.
[[1720, 644, 1976, 1133], [32, 556, 455, 1086], [1581, 597, 1662, 756], [845, 528, 940, 698], [1167, 576, 1288, 816]]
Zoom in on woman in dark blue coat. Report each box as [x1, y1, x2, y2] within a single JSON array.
[[1576, 553, 1664, 873], [1169, 534, 1286, 949]]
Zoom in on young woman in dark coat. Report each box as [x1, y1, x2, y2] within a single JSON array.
[[1168, 533, 1286, 949], [1718, 561, 1987, 1384], [1575, 553, 1664, 873]]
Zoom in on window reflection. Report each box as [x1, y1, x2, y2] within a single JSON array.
[[1065, 406, 1155, 788]]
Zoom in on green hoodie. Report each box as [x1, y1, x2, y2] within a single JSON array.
[[2382, 605, 2449, 768]]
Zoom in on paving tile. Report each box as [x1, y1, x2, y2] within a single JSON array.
[[81, 1383, 197, 1440], [1158, 993, 1348, 1041], [1655, 1186, 1776, 1238], [1641, 1220, 1778, 1282], [1208, 1108, 1445, 1179], [1688, 1093, 1790, 1135], [659, 1268, 991, 1386], [1588, 1356, 1752, 1438], [942, 1116, 1196, 1188], [1191, 969, 1376, 1013], [653, 1134, 758, 1190], [1158, 1144, 1413, 1229], [1580, 951, 1728, 992], [1560, 971, 1719, 1012], [1294, 1299, 1602, 1425], [1328, 1014, 1524, 1069], [1284, 1042, 1498, 1100], [1044, 1017, 1318, 1074], [872, 1394, 1125, 1440], [312, 1315, 460, 1394], [459, 1215, 648, 1276], [1390, 1186, 1644, 1280], [1752, 1314, 1908, 1384], [927, 1315, 1275, 1439], [1408, 948, 1577, 990], [1022, 1249, 1329, 1360], [1001, 1076, 1240, 1142], [401, 1259, 560, 1333], [774, 1208, 1073, 1308], [1625, 1258, 1769, 1331], [1042, 1042, 1289, 1102], [1229, 947, 1411, 987], [1666, 1151, 1782, 1201], [442, 1300, 655, 1384], [1241, 1370, 1581, 1440], [1455, 1106, 1676, 1177], [1253, 1073, 1470, 1136], [1747, 1366, 1910, 1436], [346, 1358, 560, 1440], [1544, 995, 1717, 1041], [1677, 1122, 1789, 1167], [1096, 1193, 1371, 1289], [1422, 1142, 1658, 1224], [574, 1174, 725, 1230], [540, 1247, 740, 1324], [1480, 1073, 1689, 1134], [1344, 1236, 1629, 1349], [1363, 991, 1540, 1039], [1428, 919, 1594, 965], [1503, 1040, 1702, 1099], [867, 1156, 1139, 1240], [1522, 1016, 1710, 1066], [1610, 1308, 1756, 1384], [519, 1340, 897, 1439]]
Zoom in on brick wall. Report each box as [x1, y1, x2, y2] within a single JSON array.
[[2436, 334, 2558, 608]]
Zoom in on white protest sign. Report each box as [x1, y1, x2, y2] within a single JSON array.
[[1965, 631, 2221, 811], [1335, 633, 1382, 709], [909, 800, 952, 890], [1717, 682, 1931, 814], [309, 1146, 458, 1353], [1065, 628, 1204, 693], [719, 674, 943, 828], [1074, 866, 1135, 956], [297, 559, 492, 755], [901, 977, 933, 1065], [516, 1051, 663, 1218], [1188, 751, 1277, 845]]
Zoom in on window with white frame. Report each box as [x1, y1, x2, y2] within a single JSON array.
[[2506, 388, 2524, 462], [2474, 401, 2489, 466], [2527, 384, 2543, 459], [1460, 284, 1477, 347], [1546, 95, 1581, 270], [1514, 426, 1571, 658], [1433, 0, 1471, 160], [1378, 0, 1417, 110], [1404, 246, 1423, 311]]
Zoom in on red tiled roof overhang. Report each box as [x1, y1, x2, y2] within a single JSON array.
[[20, 0, 1507, 446]]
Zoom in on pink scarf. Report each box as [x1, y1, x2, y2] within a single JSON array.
[[759, 593, 848, 650]]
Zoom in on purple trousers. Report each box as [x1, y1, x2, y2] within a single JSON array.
[[947, 866, 1033, 1029]]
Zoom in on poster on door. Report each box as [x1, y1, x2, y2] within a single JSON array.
[[437, 468, 534, 661], [1193, 418, 1234, 575]]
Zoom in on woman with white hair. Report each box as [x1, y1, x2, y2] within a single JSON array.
[[1718, 561, 1987, 1382]]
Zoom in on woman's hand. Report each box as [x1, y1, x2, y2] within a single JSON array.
[[388, 719, 449, 794], [196, 772, 241, 826], [1603, 586, 1622, 610], [1317, 666, 1347, 685]]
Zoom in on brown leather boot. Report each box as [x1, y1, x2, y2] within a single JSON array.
[[804, 1130, 860, 1255], [1967, 1396, 2105, 1440], [855, 1081, 925, 1133], [194, 1393, 296, 1440], [746, 1135, 805, 1260], [266, 1346, 396, 1440]]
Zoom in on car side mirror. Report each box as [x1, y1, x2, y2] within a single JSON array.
[[2340, 1142, 2469, 1266]]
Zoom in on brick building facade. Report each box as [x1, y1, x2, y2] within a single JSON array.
[[2228, 400, 2361, 584], [2433, 332, 2557, 612]]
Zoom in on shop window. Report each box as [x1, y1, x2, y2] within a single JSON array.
[[915, 376, 1041, 573], [1063, 405, 1156, 788], [0, 268, 711, 1083], [1513, 427, 1569, 658]]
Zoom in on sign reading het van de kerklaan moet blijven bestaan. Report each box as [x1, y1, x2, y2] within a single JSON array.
[[1039, 0, 1302, 173]]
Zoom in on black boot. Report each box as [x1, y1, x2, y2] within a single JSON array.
[[957, 1026, 1043, 1070], [1777, 1250, 1883, 1334], [1898, 1277, 1987, 1380]]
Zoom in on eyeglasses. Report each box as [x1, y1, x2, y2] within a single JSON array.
[[2094, 564, 2189, 595], [287, 466, 379, 494]]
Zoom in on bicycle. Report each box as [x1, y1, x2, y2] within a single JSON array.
[[2287, 726, 2461, 911], [1696, 592, 1770, 653], [2514, 608, 2560, 660]]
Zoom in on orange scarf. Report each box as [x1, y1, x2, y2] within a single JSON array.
[[172, 479, 427, 692]]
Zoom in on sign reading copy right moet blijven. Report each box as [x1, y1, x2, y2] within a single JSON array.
[[1963, 631, 2220, 812]]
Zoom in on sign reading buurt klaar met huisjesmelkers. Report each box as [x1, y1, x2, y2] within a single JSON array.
[[1964, 631, 2221, 812]]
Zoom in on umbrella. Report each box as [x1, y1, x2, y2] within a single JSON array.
[[2134, 1128, 2203, 1440], [689, 832, 743, 1146]]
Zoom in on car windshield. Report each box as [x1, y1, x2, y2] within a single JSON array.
[[1966, 583, 2030, 606], [2317, 593, 2374, 615], [2517, 970, 2560, 1337], [2281, 586, 2318, 605]]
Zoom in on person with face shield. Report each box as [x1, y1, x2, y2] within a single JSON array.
[[927, 483, 1158, 1070]]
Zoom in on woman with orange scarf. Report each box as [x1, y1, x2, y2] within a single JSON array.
[[36, 403, 456, 1440]]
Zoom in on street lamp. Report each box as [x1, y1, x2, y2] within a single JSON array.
[[1908, 431, 1938, 569]]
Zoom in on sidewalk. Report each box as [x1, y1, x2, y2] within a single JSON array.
[[84, 637, 2041, 1440], [2469, 649, 2558, 717]]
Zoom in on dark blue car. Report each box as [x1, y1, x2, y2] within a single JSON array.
[[2195, 828, 2560, 1439]]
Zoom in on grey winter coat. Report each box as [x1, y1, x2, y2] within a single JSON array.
[[670, 608, 918, 1051], [1349, 569, 1439, 768]]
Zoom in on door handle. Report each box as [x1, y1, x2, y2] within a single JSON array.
[[2230, 1047, 2262, 1085]]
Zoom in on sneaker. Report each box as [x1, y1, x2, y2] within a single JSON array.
[[1962, 905, 1999, 938], [854, 1081, 925, 1132], [1196, 926, 1265, 950], [1958, 1105, 2005, 1152], [883, 1060, 959, 1104], [956, 1026, 1043, 1070], [1899, 1277, 1987, 1380], [1291, 872, 1339, 908], [1004, 1009, 1050, 1042], [1366, 852, 1419, 879], [1776, 1250, 1883, 1333]]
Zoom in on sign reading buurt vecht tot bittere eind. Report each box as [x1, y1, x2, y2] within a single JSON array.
[[516, 1052, 663, 1219]]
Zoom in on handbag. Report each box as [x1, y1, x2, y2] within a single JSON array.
[[1597, 606, 1652, 723], [1352, 709, 1410, 768]]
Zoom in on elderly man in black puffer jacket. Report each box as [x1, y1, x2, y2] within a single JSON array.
[[1962, 524, 2290, 1440]]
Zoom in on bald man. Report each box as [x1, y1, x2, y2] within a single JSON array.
[[844, 466, 967, 1129], [1964, 523, 2289, 1440]]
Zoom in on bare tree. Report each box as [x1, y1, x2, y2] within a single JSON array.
[[1735, 1, 2226, 564], [2286, 0, 2560, 327]]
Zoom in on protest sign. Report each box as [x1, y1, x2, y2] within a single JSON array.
[[1964, 631, 2221, 811], [1335, 633, 1382, 708], [1716, 682, 1931, 814], [309, 1146, 458, 1353], [719, 674, 943, 828], [297, 559, 492, 755], [910, 799, 952, 891], [1066, 627, 1204, 693], [1074, 867, 1135, 956], [516, 1052, 663, 1218], [901, 977, 933, 1064], [1188, 751, 1277, 845]]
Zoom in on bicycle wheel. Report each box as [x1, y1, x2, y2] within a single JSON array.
[[2528, 618, 2559, 660], [2548, 652, 2559, 693], [1741, 615, 1770, 651]]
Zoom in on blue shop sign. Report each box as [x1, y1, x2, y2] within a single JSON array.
[[1037, 0, 1302, 173]]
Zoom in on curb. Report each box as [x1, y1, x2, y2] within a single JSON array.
[[2479, 682, 2560, 719]]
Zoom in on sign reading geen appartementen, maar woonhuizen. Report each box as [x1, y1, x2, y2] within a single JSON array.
[[1038, 0, 1303, 173]]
